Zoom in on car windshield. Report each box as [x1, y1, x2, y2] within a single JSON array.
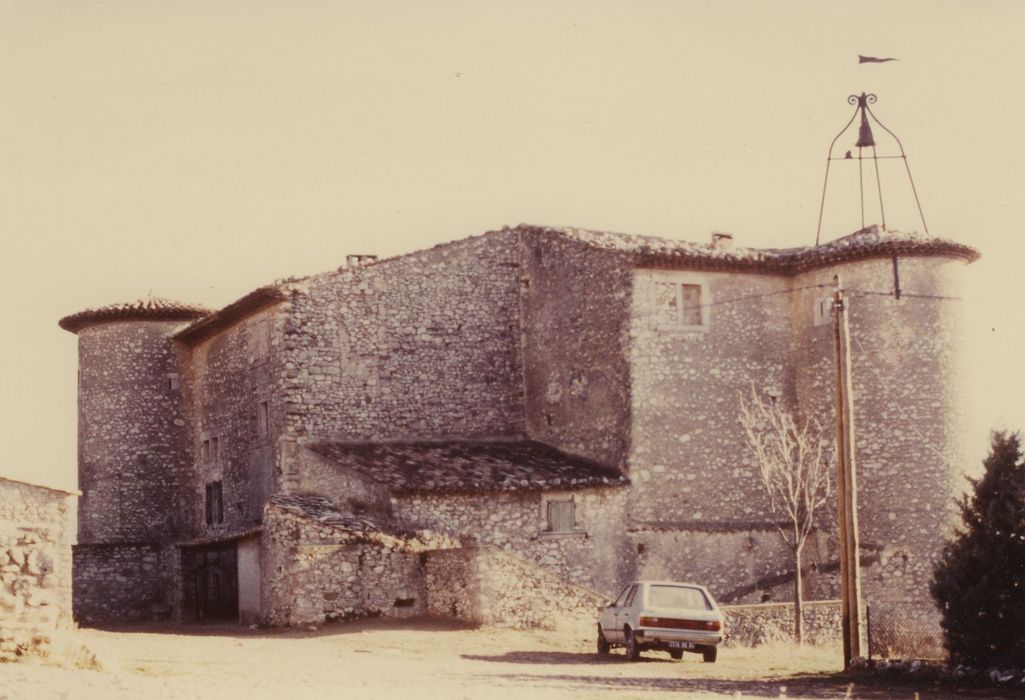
[[648, 585, 712, 610]]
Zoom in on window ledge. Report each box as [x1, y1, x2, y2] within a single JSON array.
[[537, 529, 588, 541]]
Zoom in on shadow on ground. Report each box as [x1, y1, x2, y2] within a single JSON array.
[[467, 672, 1012, 698], [463, 651, 671, 665]]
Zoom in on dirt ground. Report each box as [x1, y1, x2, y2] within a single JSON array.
[[0, 618, 1016, 699]]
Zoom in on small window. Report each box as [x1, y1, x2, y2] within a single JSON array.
[[547, 499, 575, 532], [651, 275, 708, 329], [257, 401, 269, 439], [167, 373, 180, 391], [211, 437, 219, 464], [201, 439, 210, 463], [205, 481, 223, 525], [813, 295, 832, 326]]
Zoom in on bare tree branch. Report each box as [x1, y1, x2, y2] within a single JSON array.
[[738, 387, 834, 644]]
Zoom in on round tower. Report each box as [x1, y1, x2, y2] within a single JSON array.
[[60, 296, 209, 544], [793, 227, 979, 610]]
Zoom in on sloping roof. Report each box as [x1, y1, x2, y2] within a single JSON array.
[[268, 494, 383, 533], [58, 295, 210, 333], [173, 285, 287, 345], [518, 223, 979, 273], [309, 440, 628, 494], [266, 494, 461, 551]]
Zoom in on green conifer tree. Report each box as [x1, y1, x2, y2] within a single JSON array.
[[931, 431, 1025, 668]]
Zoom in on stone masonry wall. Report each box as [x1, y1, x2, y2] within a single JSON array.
[[424, 547, 608, 630], [791, 256, 972, 606], [630, 526, 835, 604], [261, 501, 438, 626], [393, 487, 631, 595], [627, 268, 794, 524], [72, 543, 173, 624], [519, 231, 633, 468], [0, 478, 74, 660], [284, 231, 525, 443], [77, 321, 193, 544], [182, 305, 285, 539], [722, 600, 841, 647], [290, 446, 393, 520]]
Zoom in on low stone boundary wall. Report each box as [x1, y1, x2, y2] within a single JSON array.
[[722, 600, 841, 647], [0, 478, 75, 660], [424, 546, 608, 630]]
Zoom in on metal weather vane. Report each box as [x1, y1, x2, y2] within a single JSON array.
[[814, 92, 930, 245]]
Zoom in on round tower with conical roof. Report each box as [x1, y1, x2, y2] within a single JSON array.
[[60, 296, 209, 545]]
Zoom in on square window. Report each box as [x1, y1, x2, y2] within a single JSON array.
[[680, 284, 703, 326], [547, 499, 575, 532], [650, 275, 708, 329]]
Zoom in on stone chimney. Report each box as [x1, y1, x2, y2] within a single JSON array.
[[711, 231, 734, 249]]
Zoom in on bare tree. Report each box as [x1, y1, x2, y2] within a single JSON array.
[[739, 388, 833, 644]]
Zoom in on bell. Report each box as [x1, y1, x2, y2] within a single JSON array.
[[855, 110, 875, 148]]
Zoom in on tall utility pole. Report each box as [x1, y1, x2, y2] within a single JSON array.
[[832, 274, 864, 667]]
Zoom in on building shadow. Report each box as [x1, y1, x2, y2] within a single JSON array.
[[467, 672, 960, 699]]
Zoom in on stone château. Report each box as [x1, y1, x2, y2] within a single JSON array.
[[60, 223, 977, 641]]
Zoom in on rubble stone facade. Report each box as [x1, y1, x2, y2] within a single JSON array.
[[0, 477, 76, 660], [60, 224, 977, 649]]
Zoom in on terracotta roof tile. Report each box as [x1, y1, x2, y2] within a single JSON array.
[[516, 224, 979, 273], [309, 440, 628, 494], [59, 295, 211, 333]]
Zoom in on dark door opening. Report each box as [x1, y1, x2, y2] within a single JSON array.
[[183, 544, 238, 622]]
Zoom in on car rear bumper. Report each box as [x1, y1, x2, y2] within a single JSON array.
[[635, 628, 723, 647]]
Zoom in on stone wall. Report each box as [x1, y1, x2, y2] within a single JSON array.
[[284, 231, 525, 443], [0, 478, 75, 660], [627, 268, 793, 524], [183, 304, 284, 538], [77, 320, 193, 544], [260, 499, 446, 626], [629, 525, 835, 604], [290, 446, 392, 519], [722, 600, 841, 647], [72, 543, 173, 624], [791, 256, 972, 606], [519, 231, 633, 468], [393, 486, 631, 595], [423, 546, 608, 629]]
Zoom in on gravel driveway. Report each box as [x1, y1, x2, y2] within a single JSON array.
[[0, 618, 1006, 699]]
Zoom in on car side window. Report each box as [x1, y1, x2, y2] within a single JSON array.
[[624, 585, 639, 608], [613, 585, 632, 607]]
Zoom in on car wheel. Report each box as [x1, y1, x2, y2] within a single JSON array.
[[702, 646, 717, 663], [624, 628, 640, 661], [669, 650, 683, 660], [597, 625, 610, 655]]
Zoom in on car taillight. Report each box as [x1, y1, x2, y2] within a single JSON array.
[[639, 617, 721, 631]]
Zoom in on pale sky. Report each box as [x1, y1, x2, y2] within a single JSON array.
[[2, 0, 1023, 490]]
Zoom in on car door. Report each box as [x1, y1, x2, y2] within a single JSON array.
[[603, 585, 634, 643], [620, 583, 641, 632]]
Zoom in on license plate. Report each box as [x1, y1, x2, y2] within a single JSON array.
[[669, 641, 695, 650]]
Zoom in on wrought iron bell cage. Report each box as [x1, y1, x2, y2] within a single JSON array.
[[815, 92, 930, 245]]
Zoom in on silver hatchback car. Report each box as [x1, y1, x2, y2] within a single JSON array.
[[597, 580, 725, 662]]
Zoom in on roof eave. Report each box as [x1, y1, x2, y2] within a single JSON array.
[[173, 286, 287, 345]]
